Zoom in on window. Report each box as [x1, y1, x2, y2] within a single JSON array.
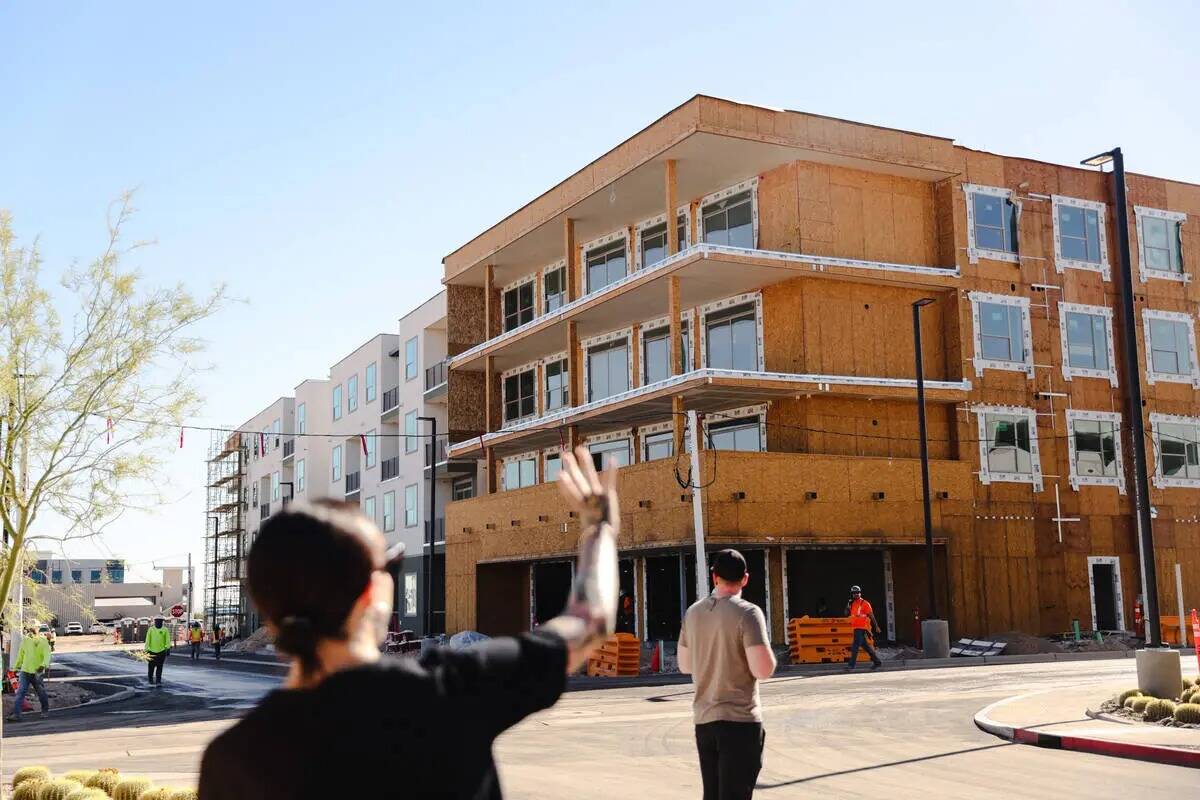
[[262, 427, 271, 454], [272, 471, 280, 501], [382, 491, 396, 531], [639, 214, 688, 269], [347, 374, 358, 412], [297, 403, 306, 435], [503, 280, 536, 331], [1053, 196, 1109, 276], [702, 190, 754, 249], [296, 459, 306, 492], [71, 570, 81, 584], [90, 569, 101, 584], [273, 418, 281, 444], [504, 369, 536, 423], [544, 265, 566, 313], [587, 339, 629, 402], [405, 410, 418, 453], [586, 239, 627, 293], [642, 322, 690, 384], [365, 429, 377, 468], [643, 430, 674, 461], [405, 484, 418, 527], [1136, 207, 1186, 280], [1066, 410, 1124, 491], [1151, 415, 1200, 486], [404, 573, 418, 617], [451, 476, 474, 501], [544, 452, 562, 483], [588, 438, 631, 471], [708, 417, 762, 452], [974, 407, 1041, 489], [51, 570, 62, 584], [1059, 303, 1116, 384], [405, 337, 419, 381], [365, 362, 377, 402], [332, 446, 343, 481], [965, 185, 1019, 259], [1144, 310, 1199, 385], [969, 293, 1032, 376], [706, 304, 758, 372], [332, 385, 343, 420], [364, 496, 376, 523], [503, 454, 537, 491], [544, 359, 569, 412]]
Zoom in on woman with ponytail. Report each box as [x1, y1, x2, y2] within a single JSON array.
[[198, 446, 620, 799]]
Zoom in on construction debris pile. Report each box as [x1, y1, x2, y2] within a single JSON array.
[[224, 626, 274, 654]]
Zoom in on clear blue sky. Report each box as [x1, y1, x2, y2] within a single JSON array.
[[3, 1, 1197, 589]]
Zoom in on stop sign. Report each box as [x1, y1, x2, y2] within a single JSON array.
[[170, 604, 185, 619]]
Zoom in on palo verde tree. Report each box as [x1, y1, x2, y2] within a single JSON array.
[[0, 193, 226, 653]]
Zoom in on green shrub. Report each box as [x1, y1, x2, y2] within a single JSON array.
[[1144, 698, 1177, 722], [65, 790, 110, 800], [1173, 703, 1200, 724], [14, 781, 48, 800], [14, 768, 53, 788], [166, 790, 197, 800], [111, 778, 153, 800], [1130, 696, 1151, 713], [37, 780, 84, 800], [1116, 688, 1142, 705], [84, 772, 121, 794]]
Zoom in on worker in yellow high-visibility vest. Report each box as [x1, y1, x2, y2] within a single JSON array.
[[6, 623, 52, 722], [145, 616, 172, 686]]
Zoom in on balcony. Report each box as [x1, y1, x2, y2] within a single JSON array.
[[282, 439, 295, 459], [424, 360, 449, 403], [381, 386, 400, 421], [446, 451, 970, 564], [259, 503, 270, 520], [425, 440, 474, 479], [448, 367, 971, 459], [345, 472, 361, 495], [424, 518, 446, 546], [450, 244, 960, 373], [381, 456, 399, 482]]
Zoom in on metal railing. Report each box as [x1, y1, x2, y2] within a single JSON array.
[[424, 359, 449, 391], [381, 457, 399, 482], [282, 439, 295, 458], [424, 518, 446, 543], [345, 471, 361, 494], [259, 503, 270, 520], [381, 387, 399, 412], [424, 439, 448, 467]]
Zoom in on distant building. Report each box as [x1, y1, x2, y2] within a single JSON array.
[[28, 554, 188, 629]]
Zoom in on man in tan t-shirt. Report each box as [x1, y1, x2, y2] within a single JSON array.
[[678, 549, 776, 800]]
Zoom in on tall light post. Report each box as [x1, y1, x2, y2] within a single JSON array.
[[912, 298, 937, 620], [417, 416, 438, 638], [1081, 147, 1161, 648]]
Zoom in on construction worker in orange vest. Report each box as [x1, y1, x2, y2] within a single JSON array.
[[844, 585, 882, 671]]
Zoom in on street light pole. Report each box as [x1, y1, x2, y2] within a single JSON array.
[[1082, 147, 1161, 647], [912, 298, 937, 620], [417, 416, 438, 637]]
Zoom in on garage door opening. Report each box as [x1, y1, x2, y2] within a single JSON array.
[[532, 561, 572, 626], [645, 555, 682, 641], [617, 558, 637, 635], [786, 549, 888, 635], [684, 549, 768, 628]]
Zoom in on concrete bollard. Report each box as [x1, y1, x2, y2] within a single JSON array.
[[1136, 648, 1182, 700], [921, 619, 950, 659]]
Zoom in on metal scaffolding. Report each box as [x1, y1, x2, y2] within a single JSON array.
[[205, 428, 246, 635]]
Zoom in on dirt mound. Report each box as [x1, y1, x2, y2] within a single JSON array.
[[987, 631, 1065, 655], [1061, 636, 1131, 653], [225, 626, 274, 653]]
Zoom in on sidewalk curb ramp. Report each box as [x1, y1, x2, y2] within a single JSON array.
[[974, 690, 1200, 769]]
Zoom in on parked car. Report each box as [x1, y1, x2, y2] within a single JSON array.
[[89, 623, 108, 634], [37, 623, 56, 651], [64, 622, 84, 636]]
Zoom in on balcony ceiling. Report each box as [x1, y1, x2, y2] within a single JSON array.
[[448, 131, 956, 289]]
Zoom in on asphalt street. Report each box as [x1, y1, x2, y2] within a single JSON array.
[[4, 650, 1196, 797]]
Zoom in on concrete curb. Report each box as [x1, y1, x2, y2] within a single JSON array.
[[974, 690, 1200, 769]]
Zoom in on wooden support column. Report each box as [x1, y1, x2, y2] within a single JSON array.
[[484, 446, 497, 494], [567, 424, 579, 452], [631, 323, 641, 388], [567, 321, 581, 407], [483, 264, 496, 340], [564, 218, 578, 302], [484, 355, 496, 433], [672, 396, 686, 458], [665, 159, 679, 255], [669, 275, 685, 455]]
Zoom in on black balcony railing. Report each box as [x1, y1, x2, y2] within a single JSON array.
[[381, 456, 399, 482], [424, 439, 449, 467], [282, 439, 295, 458], [424, 518, 446, 543], [259, 503, 270, 520], [345, 471, 361, 494], [382, 387, 399, 412], [424, 359, 449, 391]]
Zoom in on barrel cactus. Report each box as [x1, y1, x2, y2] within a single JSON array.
[[139, 790, 175, 800], [14, 767, 53, 788], [65, 790, 110, 800], [1144, 698, 1177, 722], [1116, 688, 1142, 705], [167, 790, 198, 800], [1175, 703, 1200, 725], [1129, 696, 1151, 713], [112, 778, 153, 800], [63, 772, 96, 785], [37, 779, 84, 800], [13, 781, 48, 800], [84, 771, 121, 794]]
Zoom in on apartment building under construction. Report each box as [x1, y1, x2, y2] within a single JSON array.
[[441, 95, 1200, 645]]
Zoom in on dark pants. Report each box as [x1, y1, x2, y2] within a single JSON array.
[[148, 651, 167, 683], [213, 640, 222, 660], [190, 642, 201, 660], [695, 721, 764, 800], [11, 671, 49, 718], [847, 629, 880, 668]]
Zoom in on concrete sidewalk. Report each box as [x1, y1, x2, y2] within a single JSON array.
[[974, 682, 1200, 768]]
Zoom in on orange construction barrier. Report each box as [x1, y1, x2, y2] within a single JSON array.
[[586, 633, 640, 677], [788, 616, 873, 665]]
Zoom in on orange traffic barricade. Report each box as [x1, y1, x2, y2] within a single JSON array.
[[788, 616, 872, 664], [586, 632, 640, 677]]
